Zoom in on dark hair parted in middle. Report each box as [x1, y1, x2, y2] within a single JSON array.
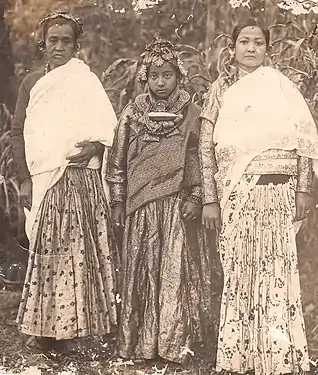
[[232, 18, 270, 48]]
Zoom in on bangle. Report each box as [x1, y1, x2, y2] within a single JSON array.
[[187, 195, 202, 206], [110, 200, 125, 208], [191, 186, 202, 197]]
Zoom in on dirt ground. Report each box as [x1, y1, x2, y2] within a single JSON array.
[[1, 231, 318, 375], [0, 288, 217, 375]]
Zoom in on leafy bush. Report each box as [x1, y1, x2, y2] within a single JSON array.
[[0, 103, 24, 264], [270, 21, 318, 246]]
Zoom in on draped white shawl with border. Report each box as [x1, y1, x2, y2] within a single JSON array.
[[23, 58, 117, 239], [213, 66, 318, 212]]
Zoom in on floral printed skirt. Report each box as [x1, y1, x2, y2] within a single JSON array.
[[118, 193, 212, 363], [17, 167, 118, 340], [216, 175, 309, 375]]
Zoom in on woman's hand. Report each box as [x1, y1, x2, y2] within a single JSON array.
[[112, 206, 125, 229], [295, 191, 314, 222], [66, 141, 98, 167], [20, 178, 32, 211], [182, 200, 202, 221], [202, 202, 222, 231]]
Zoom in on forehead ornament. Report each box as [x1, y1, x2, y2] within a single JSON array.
[[137, 33, 188, 83]]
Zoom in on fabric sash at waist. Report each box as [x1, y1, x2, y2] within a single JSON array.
[[244, 157, 297, 176]]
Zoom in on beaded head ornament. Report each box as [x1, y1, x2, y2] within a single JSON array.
[[38, 10, 84, 50], [137, 33, 188, 84]]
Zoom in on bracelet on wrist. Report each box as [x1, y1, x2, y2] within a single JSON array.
[[110, 200, 125, 208], [191, 186, 202, 198], [187, 195, 202, 206], [203, 201, 219, 206]]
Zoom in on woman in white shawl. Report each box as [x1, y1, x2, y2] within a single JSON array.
[[199, 18, 318, 375], [11, 11, 118, 351]]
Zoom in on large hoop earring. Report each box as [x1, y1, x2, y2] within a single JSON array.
[[38, 40, 45, 52], [75, 43, 81, 58]]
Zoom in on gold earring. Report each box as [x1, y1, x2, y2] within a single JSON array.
[[229, 49, 235, 62]]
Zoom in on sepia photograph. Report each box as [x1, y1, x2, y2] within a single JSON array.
[[1, 0, 318, 374]]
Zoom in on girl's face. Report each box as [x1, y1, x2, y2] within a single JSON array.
[[234, 26, 267, 73], [147, 62, 178, 99], [45, 23, 76, 69]]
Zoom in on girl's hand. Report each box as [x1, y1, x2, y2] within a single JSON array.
[[66, 141, 98, 167], [182, 200, 202, 221], [112, 206, 125, 229], [295, 191, 314, 222], [202, 203, 222, 231]]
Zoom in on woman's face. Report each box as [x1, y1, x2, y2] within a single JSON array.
[[234, 26, 267, 73], [45, 23, 76, 69], [147, 62, 178, 99]]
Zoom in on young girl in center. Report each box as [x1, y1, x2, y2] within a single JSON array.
[[107, 35, 212, 363]]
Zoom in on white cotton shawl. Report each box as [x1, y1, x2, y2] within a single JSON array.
[[213, 66, 318, 210], [23, 58, 117, 239]]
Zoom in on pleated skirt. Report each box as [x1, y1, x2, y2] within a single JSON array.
[[216, 176, 309, 375], [17, 167, 118, 340], [118, 193, 212, 363]]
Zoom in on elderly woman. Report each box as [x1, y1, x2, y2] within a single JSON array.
[[107, 35, 212, 363], [11, 11, 118, 351], [199, 18, 318, 375]]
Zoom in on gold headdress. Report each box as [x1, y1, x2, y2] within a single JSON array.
[[138, 33, 188, 83]]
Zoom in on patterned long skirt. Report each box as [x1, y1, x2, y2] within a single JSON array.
[[216, 176, 309, 375], [118, 193, 212, 363], [17, 168, 118, 340]]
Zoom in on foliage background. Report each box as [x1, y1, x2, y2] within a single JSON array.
[[1, 1, 318, 374], [2, 0, 318, 109]]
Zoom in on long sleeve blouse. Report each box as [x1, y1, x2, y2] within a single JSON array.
[[11, 71, 43, 183], [199, 76, 313, 205]]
